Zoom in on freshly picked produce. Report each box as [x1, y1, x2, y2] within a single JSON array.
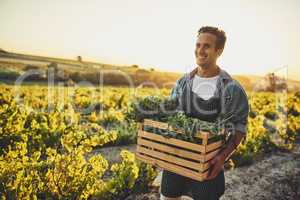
[[127, 96, 233, 143], [126, 96, 178, 122]]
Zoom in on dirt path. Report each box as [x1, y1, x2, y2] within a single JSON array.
[[97, 144, 300, 200], [221, 147, 300, 200]]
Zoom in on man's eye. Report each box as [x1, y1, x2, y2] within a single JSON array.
[[196, 44, 210, 49]]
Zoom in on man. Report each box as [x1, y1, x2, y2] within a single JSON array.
[[160, 26, 249, 200]]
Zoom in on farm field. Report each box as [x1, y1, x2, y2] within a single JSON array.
[[0, 84, 300, 199]]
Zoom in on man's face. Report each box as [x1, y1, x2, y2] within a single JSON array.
[[195, 33, 222, 68]]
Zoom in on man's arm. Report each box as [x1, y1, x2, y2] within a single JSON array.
[[206, 81, 249, 180], [206, 130, 245, 180], [219, 80, 249, 161], [220, 130, 245, 162]]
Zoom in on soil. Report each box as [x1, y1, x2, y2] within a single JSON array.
[[95, 143, 300, 200]]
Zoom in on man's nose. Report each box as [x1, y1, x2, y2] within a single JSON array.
[[197, 46, 205, 54], [199, 46, 205, 54]]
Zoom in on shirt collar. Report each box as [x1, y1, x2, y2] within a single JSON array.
[[187, 67, 232, 82]]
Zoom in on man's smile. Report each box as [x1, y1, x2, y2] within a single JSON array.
[[198, 55, 207, 60]]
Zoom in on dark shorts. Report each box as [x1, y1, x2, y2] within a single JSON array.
[[160, 170, 225, 200]]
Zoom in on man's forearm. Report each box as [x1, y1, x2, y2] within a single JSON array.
[[219, 131, 245, 162]]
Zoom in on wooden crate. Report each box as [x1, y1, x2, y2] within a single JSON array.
[[136, 119, 224, 181]]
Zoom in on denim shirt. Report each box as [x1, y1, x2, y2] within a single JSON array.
[[170, 68, 249, 135]]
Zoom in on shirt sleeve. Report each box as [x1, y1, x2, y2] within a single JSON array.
[[170, 75, 186, 100], [222, 81, 249, 135]]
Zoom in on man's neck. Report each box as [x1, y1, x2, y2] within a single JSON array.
[[197, 65, 220, 78]]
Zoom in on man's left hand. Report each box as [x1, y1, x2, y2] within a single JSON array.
[[206, 154, 225, 180]]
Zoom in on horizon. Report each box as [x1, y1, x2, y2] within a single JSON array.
[[1, 0, 300, 80], [1, 48, 298, 82]]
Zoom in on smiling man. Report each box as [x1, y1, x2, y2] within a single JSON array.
[[160, 26, 249, 200]]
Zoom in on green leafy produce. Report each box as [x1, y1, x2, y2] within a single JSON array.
[[127, 96, 230, 143], [126, 96, 178, 122]]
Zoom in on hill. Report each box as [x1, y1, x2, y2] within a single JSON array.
[[0, 50, 181, 87], [0, 49, 299, 91]]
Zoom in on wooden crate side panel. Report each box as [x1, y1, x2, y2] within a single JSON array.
[[136, 153, 206, 181], [137, 138, 212, 171], [137, 138, 203, 161], [139, 130, 205, 153], [136, 146, 202, 171]]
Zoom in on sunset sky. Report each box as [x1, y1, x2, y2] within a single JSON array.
[[1, 0, 299, 80]]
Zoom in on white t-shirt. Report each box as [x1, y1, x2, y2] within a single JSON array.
[[192, 74, 219, 100]]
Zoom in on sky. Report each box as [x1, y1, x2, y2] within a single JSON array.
[[0, 0, 300, 79]]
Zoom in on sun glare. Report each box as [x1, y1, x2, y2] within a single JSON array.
[[0, 0, 299, 79]]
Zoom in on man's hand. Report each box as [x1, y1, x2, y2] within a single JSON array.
[[205, 131, 245, 180], [206, 154, 225, 180]]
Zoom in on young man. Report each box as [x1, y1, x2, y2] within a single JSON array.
[[160, 26, 249, 200]]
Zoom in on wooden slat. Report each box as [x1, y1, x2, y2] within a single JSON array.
[[137, 146, 202, 171], [139, 130, 205, 153], [204, 148, 221, 161], [144, 119, 169, 130], [138, 123, 143, 131], [201, 162, 210, 171], [202, 132, 209, 145], [200, 131, 214, 139], [136, 153, 206, 181], [137, 138, 203, 161], [200, 169, 210, 180], [206, 141, 223, 152]]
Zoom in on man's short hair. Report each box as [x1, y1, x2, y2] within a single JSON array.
[[198, 26, 226, 50]]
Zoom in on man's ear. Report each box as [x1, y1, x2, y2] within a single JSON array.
[[216, 48, 223, 57]]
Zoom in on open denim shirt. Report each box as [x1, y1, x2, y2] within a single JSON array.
[[170, 68, 249, 135]]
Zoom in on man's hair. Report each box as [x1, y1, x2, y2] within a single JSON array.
[[198, 26, 226, 50]]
